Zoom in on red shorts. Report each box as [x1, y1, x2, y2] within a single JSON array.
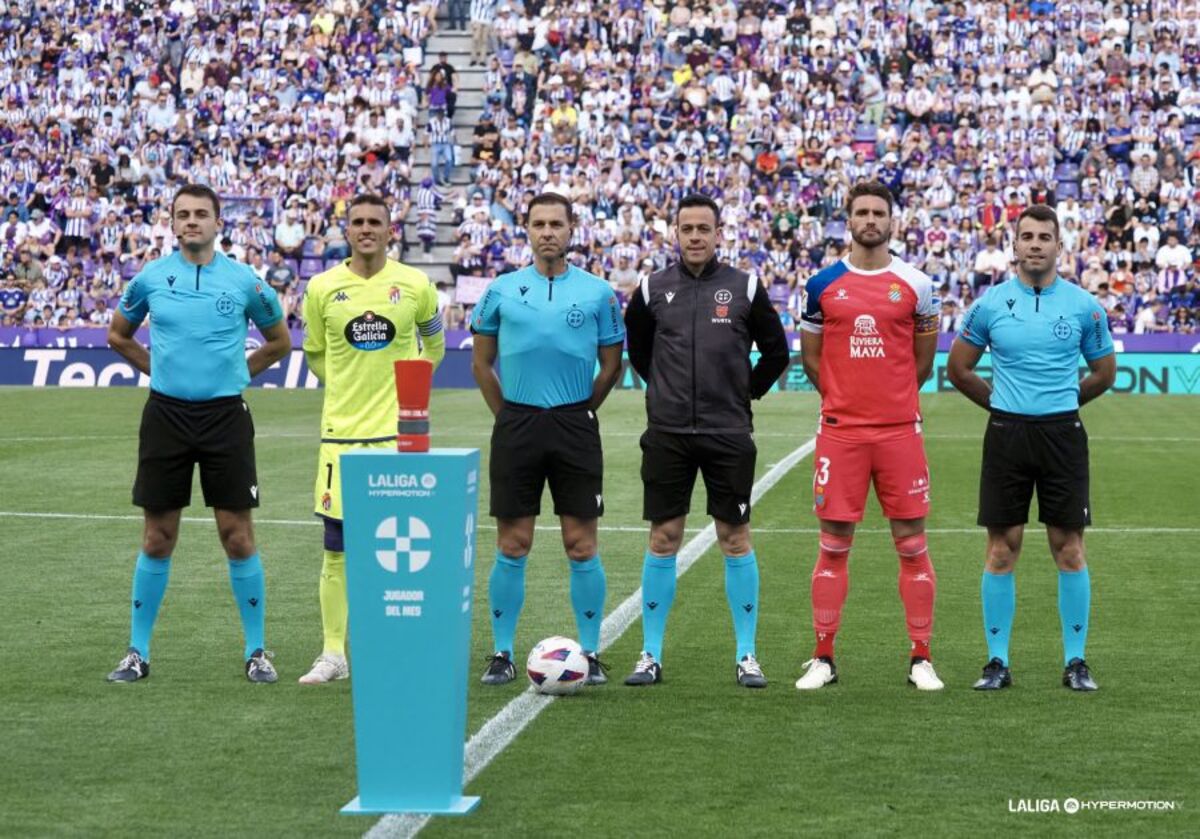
[[812, 423, 930, 522]]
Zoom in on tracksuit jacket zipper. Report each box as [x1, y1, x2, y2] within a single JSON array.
[[690, 279, 698, 431]]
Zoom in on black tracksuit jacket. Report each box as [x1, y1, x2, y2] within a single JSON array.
[[624, 258, 791, 435]]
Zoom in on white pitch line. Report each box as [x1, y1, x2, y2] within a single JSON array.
[[1, 511, 1196, 537], [365, 437, 817, 839]]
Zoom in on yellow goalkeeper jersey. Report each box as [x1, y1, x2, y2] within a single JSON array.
[[303, 259, 445, 441]]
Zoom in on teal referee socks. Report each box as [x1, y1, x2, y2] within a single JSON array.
[[641, 552, 677, 660], [488, 552, 526, 655], [725, 552, 760, 661], [129, 551, 171, 659], [1058, 567, 1091, 665], [981, 571, 1015, 666], [228, 554, 266, 660], [569, 555, 606, 652]]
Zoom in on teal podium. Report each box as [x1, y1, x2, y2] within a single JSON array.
[[339, 448, 481, 816]]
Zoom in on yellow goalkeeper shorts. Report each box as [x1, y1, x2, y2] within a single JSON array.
[[313, 439, 395, 519]]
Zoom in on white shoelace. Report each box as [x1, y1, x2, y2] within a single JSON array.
[[634, 653, 657, 673], [739, 656, 763, 677], [119, 652, 142, 670]]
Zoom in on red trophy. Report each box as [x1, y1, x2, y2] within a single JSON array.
[[394, 359, 433, 452]]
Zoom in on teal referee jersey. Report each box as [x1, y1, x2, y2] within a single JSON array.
[[119, 251, 282, 400], [958, 277, 1114, 415], [471, 264, 625, 408]]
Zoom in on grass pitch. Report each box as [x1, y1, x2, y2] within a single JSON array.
[[0, 386, 1195, 837]]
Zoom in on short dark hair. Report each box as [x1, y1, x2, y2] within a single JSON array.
[[675, 193, 720, 225], [526, 192, 574, 224], [846, 180, 893, 215], [1015, 204, 1060, 240], [348, 193, 390, 215], [172, 184, 220, 216]]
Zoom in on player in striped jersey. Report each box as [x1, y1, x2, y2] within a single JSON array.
[[298, 194, 446, 684]]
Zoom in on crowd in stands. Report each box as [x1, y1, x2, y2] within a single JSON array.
[[1, 0, 1200, 339]]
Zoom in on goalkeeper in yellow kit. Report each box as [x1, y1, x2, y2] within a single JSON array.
[[299, 193, 445, 684]]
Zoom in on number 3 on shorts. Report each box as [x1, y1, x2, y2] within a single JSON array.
[[814, 456, 831, 487]]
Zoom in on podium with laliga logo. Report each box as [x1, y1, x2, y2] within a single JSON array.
[[339, 447, 482, 816]]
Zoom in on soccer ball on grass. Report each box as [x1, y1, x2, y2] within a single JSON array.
[[526, 636, 588, 695]]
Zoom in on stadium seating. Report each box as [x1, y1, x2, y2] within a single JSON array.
[[299, 259, 326, 281], [0, 1, 1197, 338]]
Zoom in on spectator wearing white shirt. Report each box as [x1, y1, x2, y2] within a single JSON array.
[[1155, 233, 1191, 270], [1134, 300, 1167, 334], [145, 85, 177, 133], [973, 238, 1009, 291], [274, 205, 306, 258]]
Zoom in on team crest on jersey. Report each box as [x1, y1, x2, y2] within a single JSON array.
[[714, 288, 733, 305], [389, 286, 401, 304], [565, 306, 585, 328], [888, 283, 902, 303], [835, 288, 849, 300], [215, 294, 236, 316], [345, 310, 397, 350]]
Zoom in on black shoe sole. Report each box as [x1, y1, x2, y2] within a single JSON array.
[[623, 674, 661, 686], [973, 677, 1012, 690]]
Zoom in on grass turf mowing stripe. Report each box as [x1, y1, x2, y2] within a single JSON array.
[[364, 436, 818, 839], [2, 511, 1197, 536], [3, 432, 1200, 443]]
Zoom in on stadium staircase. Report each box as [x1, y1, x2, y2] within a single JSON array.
[[409, 15, 488, 281]]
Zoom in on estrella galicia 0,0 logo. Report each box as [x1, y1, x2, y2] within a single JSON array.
[[345, 310, 397, 350]]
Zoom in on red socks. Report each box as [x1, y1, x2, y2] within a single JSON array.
[[811, 533, 852, 660], [896, 534, 936, 661], [810, 532, 937, 662]]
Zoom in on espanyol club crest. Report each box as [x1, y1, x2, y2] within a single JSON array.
[[389, 285, 401, 305], [888, 283, 902, 303]]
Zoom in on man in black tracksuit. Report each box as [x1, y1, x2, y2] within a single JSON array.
[[621, 193, 790, 689]]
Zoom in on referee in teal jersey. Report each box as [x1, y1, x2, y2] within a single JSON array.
[[471, 193, 625, 687], [104, 185, 292, 684], [948, 204, 1116, 692]]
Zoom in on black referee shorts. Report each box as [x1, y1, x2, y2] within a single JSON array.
[[488, 400, 604, 520], [641, 428, 756, 525], [978, 409, 1091, 529], [133, 391, 259, 511]]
